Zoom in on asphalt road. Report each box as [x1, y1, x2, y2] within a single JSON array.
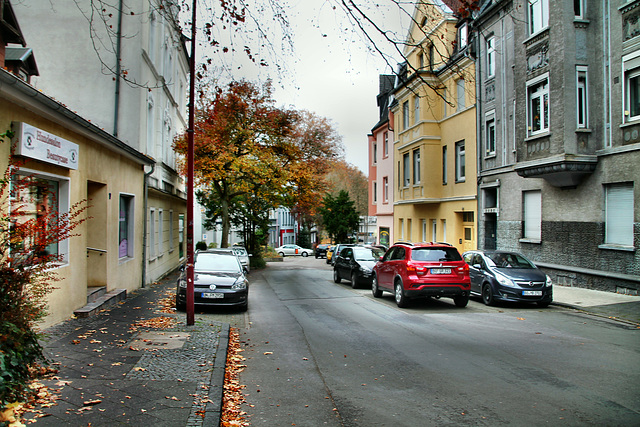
[[234, 257, 640, 426]]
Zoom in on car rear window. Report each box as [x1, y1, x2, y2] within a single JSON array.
[[411, 247, 462, 262]]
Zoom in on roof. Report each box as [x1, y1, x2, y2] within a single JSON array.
[[0, 0, 25, 45]]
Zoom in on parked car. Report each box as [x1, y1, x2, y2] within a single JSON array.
[[330, 243, 356, 266], [315, 244, 330, 259], [274, 244, 314, 257], [372, 242, 471, 308], [232, 246, 251, 273], [176, 249, 248, 311], [325, 245, 336, 264], [462, 250, 552, 307], [333, 246, 386, 289]]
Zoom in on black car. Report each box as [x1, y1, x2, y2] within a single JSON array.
[[176, 250, 249, 311], [462, 250, 552, 307], [333, 246, 386, 289], [315, 244, 330, 259], [331, 243, 356, 266]]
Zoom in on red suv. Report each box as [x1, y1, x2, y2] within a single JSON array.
[[372, 242, 471, 308]]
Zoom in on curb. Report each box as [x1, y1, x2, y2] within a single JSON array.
[[551, 301, 640, 327], [203, 323, 230, 426]]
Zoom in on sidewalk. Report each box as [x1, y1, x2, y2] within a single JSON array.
[[24, 269, 227, 426], [552, 284, 640, 325]]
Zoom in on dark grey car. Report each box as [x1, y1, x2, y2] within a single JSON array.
[[462, 250, 552, 307], [333, 246, 385, 289]]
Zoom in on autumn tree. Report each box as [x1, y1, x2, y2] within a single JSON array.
[[320, 190, 360, 243], [324, 159, 368, 216]]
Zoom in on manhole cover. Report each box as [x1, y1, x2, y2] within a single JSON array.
[[129, 331, 190, 350]]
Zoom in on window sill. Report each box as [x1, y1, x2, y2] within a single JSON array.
[[575, 128, 592, 133], [598, 244, 635, 252], [455, 178, 466, 184], [119, 256, 134, 265], [484, 153, 496, 160], [519, 238, 541, 244], [525, 131, 551, 143], [620, 120, 640, 129]]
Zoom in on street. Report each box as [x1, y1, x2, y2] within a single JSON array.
[[220, 257, 640, 427]]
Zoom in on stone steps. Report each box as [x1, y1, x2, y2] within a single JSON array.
[[74, 288, 127, 318]]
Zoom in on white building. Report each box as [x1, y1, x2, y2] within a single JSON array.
[[14, 0, 189, 285]]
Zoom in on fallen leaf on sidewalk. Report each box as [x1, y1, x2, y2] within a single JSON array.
[[263, 352, 273, 355], [82, 400, 102, 406]]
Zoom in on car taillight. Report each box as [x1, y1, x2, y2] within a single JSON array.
[[407, 263, 427, 275], [457, 264, 469, 275]]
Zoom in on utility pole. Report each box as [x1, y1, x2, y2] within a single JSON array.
[[186, 0, 197, 326]]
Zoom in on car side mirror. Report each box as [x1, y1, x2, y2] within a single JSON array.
[[179, 264, 186, 272], [473, 263, 482, 269]]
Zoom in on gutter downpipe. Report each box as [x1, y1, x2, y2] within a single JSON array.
[[114, 0, 123, 137], [603, 0, 612, 148], [142, 163, 155, 288]]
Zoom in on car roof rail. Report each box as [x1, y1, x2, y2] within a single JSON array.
[[392, 241, 413, 246]]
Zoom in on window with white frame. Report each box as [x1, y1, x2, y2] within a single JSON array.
[[458, 23, 468, 49], [399, 218, 404, 240], [604, 183, 634, 247], [403, 101, 410, 130], [383, 177, 389, 202], [576, 67, 588, 129], [149, 209, 156, 258], [421, 219, 427, 241], [169, 210, 174, 251], [373, 142, 377, 164], [457, 79, 465, 111], [486, 111, 496, 156], [455, 141, 465, 182], [119, 194, 135, 258], [442, 146, 448, 185], [624, 52, 640, 122], [414, 96, 420, 124], [527, 74, 549, 136], [383, 132, 389, 156], [158, 209, 163, 257], [431, 220, 437, 242], [486, 36, 495, 78], [574, 0, 585, 19], [403, 152, 410, 187], [373, 181, 377, 203], [11, 170, 70, 263], [523, 190, 542, 240], [413, 148, 421, 184], [528, 0, 549, 35]]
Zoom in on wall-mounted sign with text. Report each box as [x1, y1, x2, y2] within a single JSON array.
[[13, 122, 79, 170]]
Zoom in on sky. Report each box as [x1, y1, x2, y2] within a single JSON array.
[[198, 0, 412, 173]]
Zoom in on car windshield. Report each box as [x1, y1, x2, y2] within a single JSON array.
[[411, 247, 462, 262], [353, 248, 383, 261], [486, 253, 536, 269], [195, 254, 241, 272]]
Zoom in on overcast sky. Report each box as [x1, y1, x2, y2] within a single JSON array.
[[200, 0, 412, 173]]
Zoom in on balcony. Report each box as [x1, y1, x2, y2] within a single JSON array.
[[514, 154, 598, 188]]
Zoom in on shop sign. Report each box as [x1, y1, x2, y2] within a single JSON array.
[[13, 122, 79, 170]]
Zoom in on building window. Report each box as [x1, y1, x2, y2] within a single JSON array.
[[403, 101, 410, 130], [373, 181, 377, 203], [429, 44, 435, 70], [624, 54, 640, 122], [149, 209, 156, 259], [458, 22, 468, 49], [486, 36, 495, 78], [455, 141, 465, 182], [407, 219, 412, 241], [413, 148, 421, 184], [431, 220, 437, 242], [119, 194, 135, 258], [12, 172, 70, 263], [604, 183, 634, 247], [528, 0, 549, 35], [486, 113, 496, 156], [577, 67, 588, 129], [414, 96, 420, 124], [158, 209, 164, 257], [523, 190, 542, 241], [373, 142, 377, 164], [403, 153, 410, 187], [383, 132, 389, 156], [399, 218, 404, 240], [442, 146, 448, 185], [442, 220, 447, 242], [169, 210, 174, 251], [527, 74, 549, 136], [574, 0, 584, 19], [383, 177, 389, 202], [178, 213, 184, 258], [457, 79, 465, 111], [421, 219, 427, 241]]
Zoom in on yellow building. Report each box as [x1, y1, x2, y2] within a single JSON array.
[[390, 2, 477, 254]]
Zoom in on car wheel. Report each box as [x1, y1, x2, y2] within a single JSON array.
[[176, 297, 185, 311], [482, 283, 495, 306], [351, 272, 359, 289], [279, 252, 285, 257], [315, 254, 319, 259], [302, 252, 308, 257], [394, 281, 408, 308], [453, 295, 469, 308], [333, 268, 341, 284], [537, 300, 551, 308], [372, 275, 382, 298]]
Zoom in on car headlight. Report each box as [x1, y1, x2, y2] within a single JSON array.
[[545, 274, 553, 288], [495, 273, 516, 287], [178, 278, 187, 289], [231, 279, 247, 290], [360, 265, 372, 273]]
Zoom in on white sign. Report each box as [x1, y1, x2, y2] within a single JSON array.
[[13, 122, 79, 170]]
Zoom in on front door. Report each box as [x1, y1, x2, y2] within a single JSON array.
[[485, 215, 497, 250]]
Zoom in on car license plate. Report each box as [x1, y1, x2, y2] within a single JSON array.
[[522, 290, 542, 296], [431, 268, 451, 274], [201, 292, 224, 299]]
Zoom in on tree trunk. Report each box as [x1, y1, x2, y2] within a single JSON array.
[[220, 197, 230, 248]]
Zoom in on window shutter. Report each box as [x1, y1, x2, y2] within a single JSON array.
[[524, 191, 542, 240], [606, 184, 634, 246]]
